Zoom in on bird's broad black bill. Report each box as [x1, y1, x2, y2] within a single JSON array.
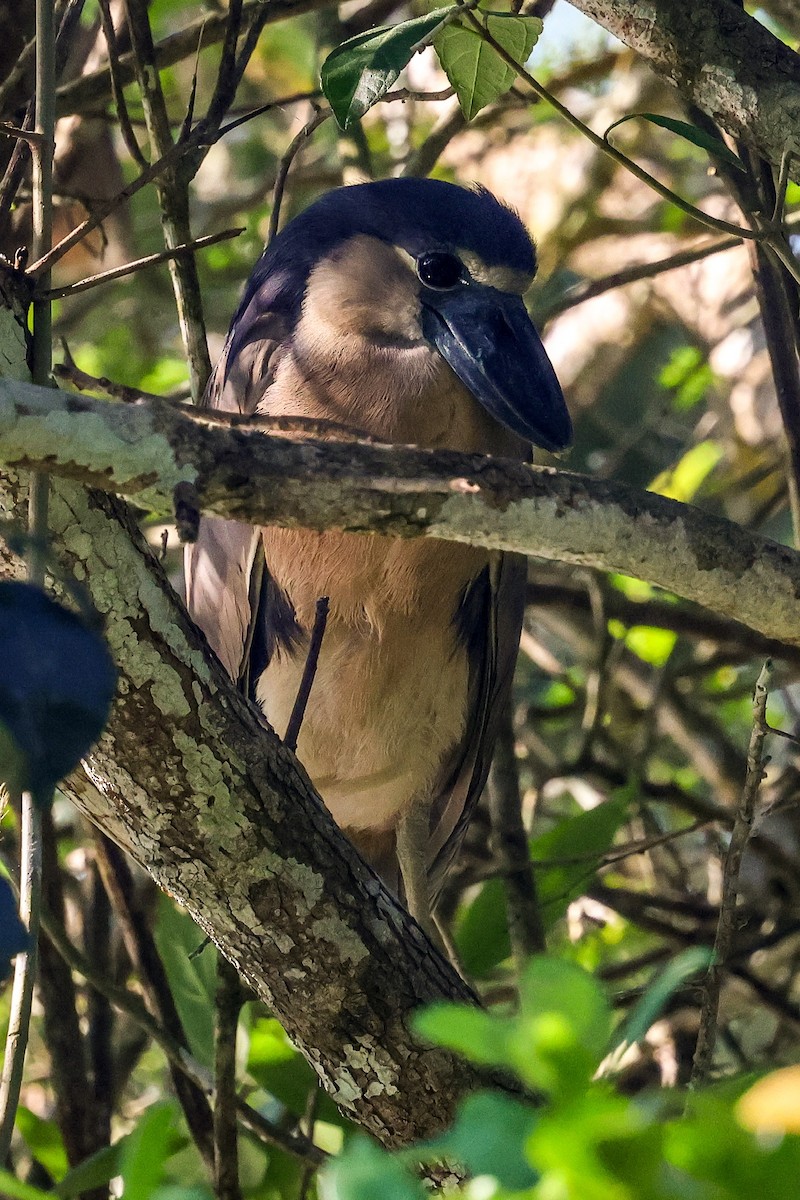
[[421, 287, 572, 453]]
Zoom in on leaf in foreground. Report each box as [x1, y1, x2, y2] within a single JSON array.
[[321, 9, 456, 128], [435, 15, 542, 121]]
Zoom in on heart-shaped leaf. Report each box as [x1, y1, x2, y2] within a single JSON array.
[[435, 14, 543, 121]]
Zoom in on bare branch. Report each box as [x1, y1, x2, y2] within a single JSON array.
[[690, 660, 774, 1088]]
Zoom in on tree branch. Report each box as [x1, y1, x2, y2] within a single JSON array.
[[2, 376, 800, 649], [0, 464, 479, 1148], [566, 0, 800, 179]]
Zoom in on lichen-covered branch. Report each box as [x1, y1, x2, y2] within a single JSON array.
[[0, 467, 478, 1148], [566, 0, 800, 178], [2, 376, 800, 649]]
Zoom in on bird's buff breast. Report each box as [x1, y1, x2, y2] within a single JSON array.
[[255, 527, 487, 834]]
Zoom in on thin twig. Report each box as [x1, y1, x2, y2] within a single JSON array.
[[541, 234, 743, 320], [94, 835, 216, 1168], [0, 794, 43, 1162], [35, 898, 326, 1165], [29, 89, 316, 280], [488, 700, 546, 961], [214, 957, 244, 1200], [40, 227, 244, 301], [0, 0, 55, 1158], [206, 0, 244, 129], [689, 660, 773, 1090], [97, 0, 147, 167], [284, 598, 329, 752], [267, 108, 330, 244], [122, 0, 212, 400], [0, 35, 36, 112]]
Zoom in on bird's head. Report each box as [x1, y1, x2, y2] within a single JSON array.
[[232, 178, 572, 453]]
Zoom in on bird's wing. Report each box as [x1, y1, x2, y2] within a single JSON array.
[[184, 281, 293, 682], [426, 551, 527, 903]]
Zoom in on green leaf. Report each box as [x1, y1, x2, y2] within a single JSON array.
[[604, 112, 746, 172], [532, 791, 631, 928], [420, 1091, 539, 1189], [247, 1015, 348, 1128], [321, 9, 457, 129], [0, 1170, 54, 1200], [119, 1101, 185, 1198], [153, 896, 217, 1066], [414, 1003, 511, 1069], [609, 947, 712, 1061], [624, 625, 677, 667], [319, 1136, 426, 1200], [435, 15, 542, 121], [416, 957, 611, 1095], [454, 875, 511, 977], [15, 1108, 69, 1182], [650, 440, 723, 502], [517, 956, 612, 1092], [57, 1143, 124, 1199]]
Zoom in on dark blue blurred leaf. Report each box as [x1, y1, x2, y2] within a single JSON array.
[[0, 582, 116, 796], [0, 874, 28, 982]]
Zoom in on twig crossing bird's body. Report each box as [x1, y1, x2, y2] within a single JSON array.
[[185, 179, 571, 938]]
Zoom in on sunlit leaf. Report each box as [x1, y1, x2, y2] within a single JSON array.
[[435, 15, 542, 121], [321, 9, 457, 129], [737, 1066, 800, 1136], [605, 112, 746, 172], [624, 625, 677, 667], [319, 1136, 426, 1200], [650, 440, 723, 502]]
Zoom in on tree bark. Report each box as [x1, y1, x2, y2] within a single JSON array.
[[2, 376, 800, 649], [566, 0, 800, 178], [0, 467, 480, 1148]]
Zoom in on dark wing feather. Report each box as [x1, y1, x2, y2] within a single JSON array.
[[184, 283, 293, 682], [425, 551, 527, 904]]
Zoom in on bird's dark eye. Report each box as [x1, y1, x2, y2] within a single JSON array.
[[416, 252, 463, 290]]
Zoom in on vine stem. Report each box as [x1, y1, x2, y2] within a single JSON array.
[[0, 0, 55, 1162]]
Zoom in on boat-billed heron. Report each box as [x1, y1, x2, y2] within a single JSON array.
[[186, 178, 571, 942]]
